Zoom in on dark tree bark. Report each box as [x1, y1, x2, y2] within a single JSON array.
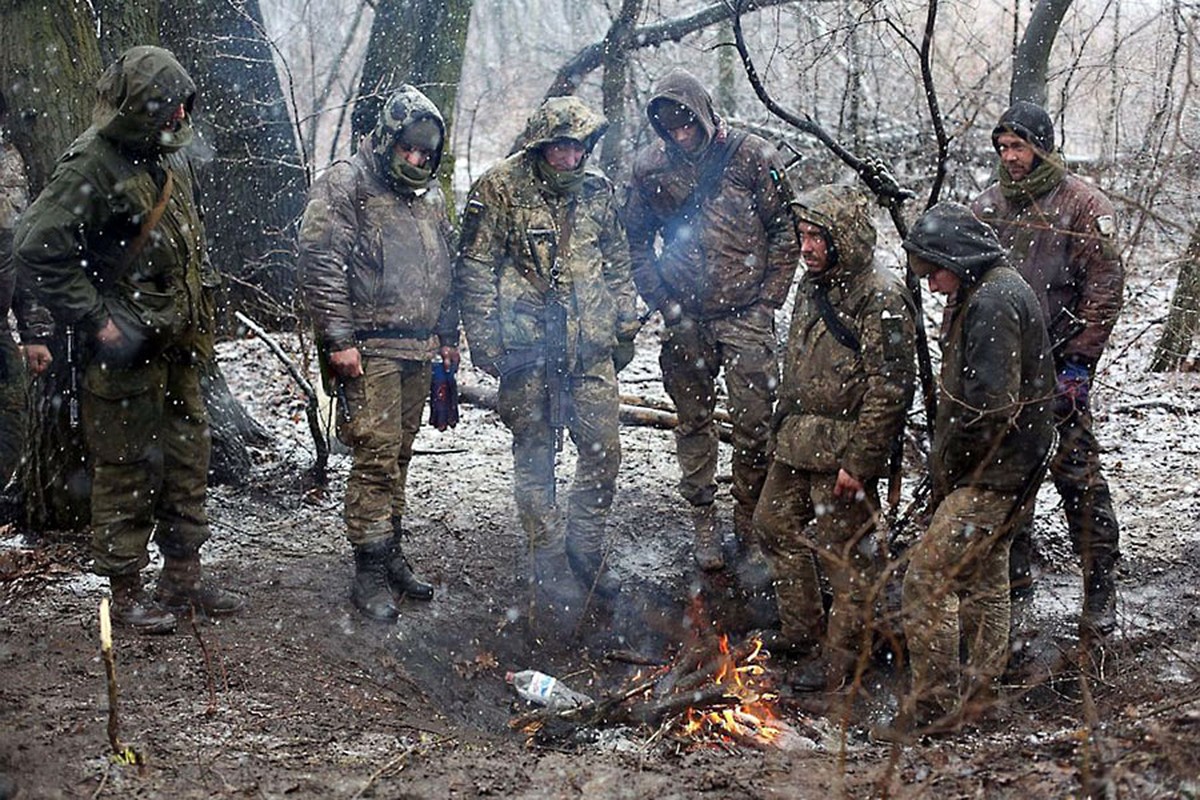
[[351, 0, 472, 196], [597, 0, 644, 175], [1010, 0, 1074, 107], [160, 0, 306, 319], [94, 0, 160, 64]]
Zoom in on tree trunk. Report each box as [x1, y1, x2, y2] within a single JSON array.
[[200, 358, 272, 485], [1150, 226, 1200, 372], [94, 0, 160, 64], [351, 0, 473, 202], [1010, 0, 1074, 107], [597, 0, 643, 176], [160, 0, 306, 319]]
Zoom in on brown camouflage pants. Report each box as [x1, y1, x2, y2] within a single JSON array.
[[337, 355, 429, 546], [82, 356, 210, 576], [497, 362, 620, 554], [754, 462, 881, 657], [902, 487, 1017, 716], [659, 305, 777, 515]]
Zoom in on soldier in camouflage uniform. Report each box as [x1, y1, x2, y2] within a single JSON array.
[[458, 97, 640, 605], [15, 46, 241, 634], [972, 102, 1125, 639], [299, 85, 458, 620], [625, 70, 799, 571], [754, 185, 915, 692], [1, 91, 54, 491], [880, 202, 1054, 738]]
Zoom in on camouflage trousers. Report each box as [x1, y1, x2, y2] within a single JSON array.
[[902, 487, 1018, 716], [1011, 406, 1120, 585], [82, 355, 210, 576], [754, 462, 881, 657], [337, 355, 429, 546], [497, 362, 620, 555], [660, 305, 777, 516], [0, 335, 25, 488]]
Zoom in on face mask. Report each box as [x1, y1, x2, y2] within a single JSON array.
[[389, 150, 434, 190], [534, 155, 585, 195], [157, 113, 194, 153]]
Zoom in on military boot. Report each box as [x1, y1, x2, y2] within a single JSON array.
[[111, 574, 177, 635], [1080, 560, 1117, 640], [156, 554, 245, 617], [352, 541, 400, 620], [692, 503, 724, 571], [386, 532, 433, 602], [566, 540, 620, 600], [532, 539, 586, 613]]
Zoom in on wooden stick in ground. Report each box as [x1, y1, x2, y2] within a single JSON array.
[[99, 598, 121, 756]]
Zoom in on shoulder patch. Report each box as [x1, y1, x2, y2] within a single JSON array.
[[1095, 215, 1115, 237]]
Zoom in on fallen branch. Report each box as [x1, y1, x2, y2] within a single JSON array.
[[234, 311, 330, 481], [99, 599, 142, 768]]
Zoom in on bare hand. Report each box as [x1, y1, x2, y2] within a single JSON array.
[[833, 468, 865, 500], [21, 343, 52, 376], [96, 318, 126, 349], [328, 346, 363, 378], [440, 345, 461, 371]]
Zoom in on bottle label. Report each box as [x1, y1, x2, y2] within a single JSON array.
[[529, 672, 557, 699]]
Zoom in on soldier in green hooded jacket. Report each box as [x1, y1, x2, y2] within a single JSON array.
[[14, 46, 241, 634], [457, 97, 640, 609]]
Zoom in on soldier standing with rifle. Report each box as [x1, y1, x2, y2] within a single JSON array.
[[15, 46, 241, 634], [971, 102, 1125, 640], [457, 97, 640, 611]]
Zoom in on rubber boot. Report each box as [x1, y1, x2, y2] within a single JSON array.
[[156, 554, 245, 617], [386, 532, 433, 602], [351, 541, 400, 621], [111, 574, 177, 635], [692, 503, 724, 571], [1080, 559, 1117, 640]]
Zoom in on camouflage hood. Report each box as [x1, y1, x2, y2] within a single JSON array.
[[520, 96, 608, 154], [369, 84, 447, 177], [93, 46, 196, 155], [646, 70, 721, 160], [793, 184, 877, 278]]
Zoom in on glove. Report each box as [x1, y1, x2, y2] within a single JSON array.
[[1055, 361, 1090, 418], [429, 361, 459, 430], [613, 339, 636, 373]]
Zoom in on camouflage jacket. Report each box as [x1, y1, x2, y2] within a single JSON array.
[[1, 142, 52, 340], [625, 71, 799, 320], [934, 262, 1055, 498], [457, 100, 639, 375], [299, 146, 458, 358], [972, 172, 1124, 370], [773, 185, 915, 479], [14, 47, 212, 362]]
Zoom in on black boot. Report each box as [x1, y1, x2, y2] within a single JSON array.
[[565, 540, 620, 600], [386, 534, 433, 602], [111, 574, 177, 635], [1008, 524, 1035, 601], [1080, 559, 1117, 639], [352, 541, 400, 620], [156, 554, 245, 617]]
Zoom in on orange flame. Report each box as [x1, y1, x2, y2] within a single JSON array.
[[674, 635, 783, 746]]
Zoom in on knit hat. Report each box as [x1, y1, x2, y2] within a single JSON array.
[[992, 101, 1055, 154]]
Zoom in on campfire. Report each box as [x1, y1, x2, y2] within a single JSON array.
[[509, 631, 805, 751]]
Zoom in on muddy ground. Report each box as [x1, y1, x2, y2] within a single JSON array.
[[2, 258, 1200, 799]]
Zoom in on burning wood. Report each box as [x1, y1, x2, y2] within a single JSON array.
[[509, 633, 794, 751]]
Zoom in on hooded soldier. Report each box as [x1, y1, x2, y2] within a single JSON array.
[[457, 96, 640, 613], [971, 101, 1124, 640], [624, 69, 799, 573], [15, 45, 240, 634], [299, 84, 459, 621], [877, 202, 1054, 739], [753, 184, 915, 693]]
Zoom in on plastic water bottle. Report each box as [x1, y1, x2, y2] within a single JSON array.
[[506, 670, 593, 710]]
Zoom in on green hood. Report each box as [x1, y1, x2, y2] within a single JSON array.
[[793, 184, 877, 278], [93, 46, 196, 156], [368, 84, 447, 187], [521, 96, 608, 155]]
